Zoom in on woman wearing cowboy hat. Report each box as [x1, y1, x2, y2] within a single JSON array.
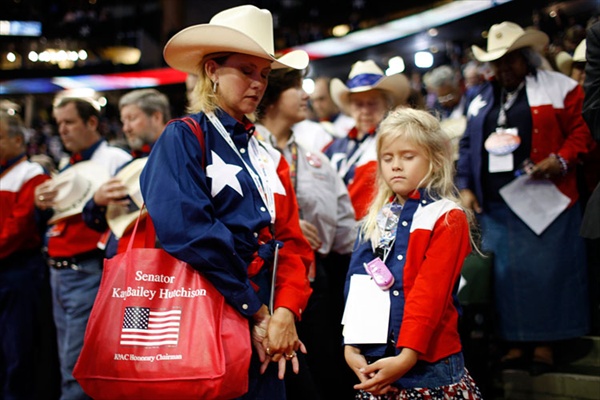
[[457, 21, 595, 376], [555, 38, 587, 86], [324, 60, 410, 220], [140, 5, 313, 398]]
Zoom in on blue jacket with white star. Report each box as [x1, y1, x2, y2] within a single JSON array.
[[140, 109, 313, 319]]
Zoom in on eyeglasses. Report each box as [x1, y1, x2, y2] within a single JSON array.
[[437, 93, 455, 104]]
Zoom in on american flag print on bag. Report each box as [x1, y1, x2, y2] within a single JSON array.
[[120, 307, 181, 346]]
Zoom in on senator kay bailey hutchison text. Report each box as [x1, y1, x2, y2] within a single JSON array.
[[112, 286, 207, 301], [110, 270, 208, 301]]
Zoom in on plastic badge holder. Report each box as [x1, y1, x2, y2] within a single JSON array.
[[364, 258, 394, 291]]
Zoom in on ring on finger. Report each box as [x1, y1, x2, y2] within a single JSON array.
[[39, 195, 45, 201], [265, 347, 272, 356], [285, 351, 296, 360]]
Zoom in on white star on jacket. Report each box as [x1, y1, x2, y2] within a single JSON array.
[[467, 94, 487, 118], [206, 151, 244, 197]]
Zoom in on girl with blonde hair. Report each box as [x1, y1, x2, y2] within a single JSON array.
[[343, 108, 481, 399]]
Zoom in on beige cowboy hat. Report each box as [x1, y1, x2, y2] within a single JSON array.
[[48, 161, 110, 224], [573, 39, 587, 63], [555, 51, 574, 75], [330, 60, 410, 112], [163, 5, 309, 74], [555, 38, 587, 75], [106, 157, 148, 238], [472, 21, 549, 62]]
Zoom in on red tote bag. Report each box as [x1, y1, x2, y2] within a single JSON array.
[[73, 216, 251, 399]]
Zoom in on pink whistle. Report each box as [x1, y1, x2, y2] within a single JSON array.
[[364, 258, 394, 290]]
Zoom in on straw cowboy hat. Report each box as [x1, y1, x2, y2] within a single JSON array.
[[48, 161, 110, 224], [106, 157, 148, 238], [163, 5, 309, 74], [330, 60, 410, 112], [472, 21, 549, 62], [555, 39, 587, 75]]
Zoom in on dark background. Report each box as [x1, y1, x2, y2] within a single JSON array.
[[1, 0, 598, 123]]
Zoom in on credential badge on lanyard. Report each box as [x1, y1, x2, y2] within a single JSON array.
[[484, 82, 524, 172]]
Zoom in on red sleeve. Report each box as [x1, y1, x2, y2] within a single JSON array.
[[558, 84, 596, 163], [272, 156, 314, 320], [397, 209, 471, 355], [0, 173, 50, 258]]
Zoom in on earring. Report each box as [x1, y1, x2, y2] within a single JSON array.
[[212, 80, 218, 93]]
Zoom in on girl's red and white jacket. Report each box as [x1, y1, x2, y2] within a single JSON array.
[[345, 189, 471, 364]]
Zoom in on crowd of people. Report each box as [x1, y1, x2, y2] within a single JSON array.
[[1, 3, 599, 400]]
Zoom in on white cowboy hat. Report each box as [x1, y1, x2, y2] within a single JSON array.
[[163, 5, 309, 74], [472, 21, 549, 62], [554, 38, 587, 76], [48, 161, 110, 224], [106, 157, 148, 238], [573, 39, 587, 63], [555, 51, 574, 75], [330, 60, 410, 112]]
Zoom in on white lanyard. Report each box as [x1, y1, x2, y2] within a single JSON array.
[[206, 112, 276, 223], [338, 135, 374, 179]]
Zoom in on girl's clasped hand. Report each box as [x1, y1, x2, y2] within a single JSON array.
[[346, 346, 419, 396]]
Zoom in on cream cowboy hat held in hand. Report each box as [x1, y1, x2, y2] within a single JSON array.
[[106, 157, 148, 238], [472, 21, 549, 62], [48, 161, 110, 224], [163, 5, 309, 74], [330, 60, 410, 112]]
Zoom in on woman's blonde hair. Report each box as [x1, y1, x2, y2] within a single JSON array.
[[186, 52, 232, 115], [360, 107, 478, 249]]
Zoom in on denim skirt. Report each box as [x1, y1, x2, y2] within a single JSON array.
[[480, 201, 590, 341]]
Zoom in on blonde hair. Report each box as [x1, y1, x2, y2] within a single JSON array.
[[186, 52, 232, 115], [360, 107, 478, 249]]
